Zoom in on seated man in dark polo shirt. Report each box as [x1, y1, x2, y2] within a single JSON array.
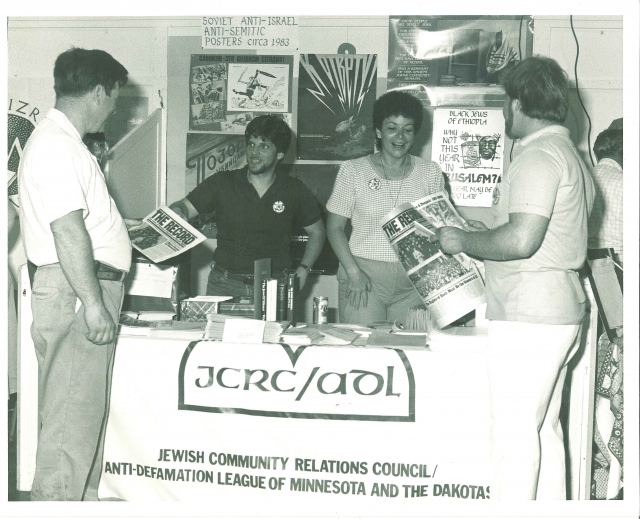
[[170, 115, 325, 298]]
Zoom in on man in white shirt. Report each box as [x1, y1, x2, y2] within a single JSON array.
[[18, 48, 130, 501], [435, 56, 594, 500], [588, 127, 623, 267]]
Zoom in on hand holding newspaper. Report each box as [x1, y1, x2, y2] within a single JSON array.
[[380, 191, 485, 329], [128, 205, 206, 263]]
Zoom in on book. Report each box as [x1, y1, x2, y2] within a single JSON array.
[[277, 278, 287, 321], [285, 271, 299, 324], [265, 278, 278, 321], [260, 279, 267, 320], [253, 258, 272, 320], [280, 326, 323, 345]]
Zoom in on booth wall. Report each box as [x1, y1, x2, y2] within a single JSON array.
[[8, 16, 624, 310]]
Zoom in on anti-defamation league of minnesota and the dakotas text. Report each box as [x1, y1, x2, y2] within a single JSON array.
[[103, 449, 490, 499]]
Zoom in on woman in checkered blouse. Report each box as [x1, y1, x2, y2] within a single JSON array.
[[326, 91, 446, 325]]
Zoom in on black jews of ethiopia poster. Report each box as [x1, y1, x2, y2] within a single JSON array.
[[297, 54, 377, 161]]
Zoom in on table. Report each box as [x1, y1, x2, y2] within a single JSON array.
[[17, 264, 598, 506], [99, 333, 492, 510]]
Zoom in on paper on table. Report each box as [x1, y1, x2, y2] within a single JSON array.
[[127, 263, 176, 298], [222, 318, 266, 344], [185, 296, 234, 302]]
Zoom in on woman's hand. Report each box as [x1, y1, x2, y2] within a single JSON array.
[[345, 267, 372, 310]]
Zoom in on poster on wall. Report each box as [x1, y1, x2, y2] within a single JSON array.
[[185, 133, 247, 193], [388, 15, 533, 107], [431, 108, 505, 207], [297, 54, 377, 161], [189, 55, 293, 131], [227, 64, 290, 113]]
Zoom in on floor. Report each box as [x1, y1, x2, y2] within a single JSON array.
[[8, 393, 31, 501]]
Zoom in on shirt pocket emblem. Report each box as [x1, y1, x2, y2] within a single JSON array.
[[273, 201, 285, 213]]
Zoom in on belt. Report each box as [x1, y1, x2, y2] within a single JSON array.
[[95, 261, 127, 282], [212, 262, 254, 285], [27, 260, 127, 283]]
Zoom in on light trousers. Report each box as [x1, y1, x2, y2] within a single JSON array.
[[29, 264, 124, 500], [487, 320, 582, 500], [337, 256, 424, 326]]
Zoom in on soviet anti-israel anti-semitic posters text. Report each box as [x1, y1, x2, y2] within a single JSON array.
[[297, 54, 377, 160], [381, 192, 485, 328], [201, 16, 299, 52], [387, 15, 532, 107], [431, 108, 504, 207], [189, 54, 293, 131], [185, 133, 247, 194]]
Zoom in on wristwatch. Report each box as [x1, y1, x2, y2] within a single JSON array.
[[298, 263, 311, 273]]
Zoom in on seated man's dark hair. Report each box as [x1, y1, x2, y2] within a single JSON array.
[[245, 115, 292, 155], [501, 55, 569, 124], [373, 90, 424, 133], [54, 47, 128, 98], [593, 128, 623, 162]]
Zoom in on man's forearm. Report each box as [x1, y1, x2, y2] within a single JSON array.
[[437, 212, 549, 261], [169, 198, 199, 221], [51, 210, 103, 307], [300, 224, 325, 269], [461, 225, 528, 261]]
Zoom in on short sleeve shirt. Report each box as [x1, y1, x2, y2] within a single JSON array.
[[326, 155, 445, 262], [484, 125, 595, 325], [187, 167, 322, 273], [18, 109, 131, 271], [587, 158, 623, 253]]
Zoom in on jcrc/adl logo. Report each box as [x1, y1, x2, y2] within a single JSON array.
[[179, 342, 415, 421], [8, 99, 40, 203]]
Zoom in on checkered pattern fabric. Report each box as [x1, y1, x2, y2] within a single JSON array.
[[327, 155, 445, 263], [588, 158, 623, 254]]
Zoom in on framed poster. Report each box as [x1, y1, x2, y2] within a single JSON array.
[[297, 54, 377, 161], [388, 15, 533, 108], [431, 107, 505, 207], [185, 133, 247, 193], [189, 54, 293, 131]]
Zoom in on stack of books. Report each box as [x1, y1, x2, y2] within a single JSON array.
[[204, 313, 289, 343], [279, 326, 324, 345]]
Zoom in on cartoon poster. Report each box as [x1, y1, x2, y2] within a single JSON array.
[[431, 108, 505, 207], [388, 16, 532, 107], [227, 64, 289, 113], [297, 54, 377, 161], [189, 55, 292, 131]]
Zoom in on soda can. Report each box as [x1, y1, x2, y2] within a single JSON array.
[[313, 296, 328, 324]]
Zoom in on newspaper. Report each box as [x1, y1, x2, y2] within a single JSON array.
[[128, 205, 206, 263], [380, 192, 486, 329]]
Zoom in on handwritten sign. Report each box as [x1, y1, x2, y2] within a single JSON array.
[[202, 16, 299, 51], [431, 108, 505, 208]]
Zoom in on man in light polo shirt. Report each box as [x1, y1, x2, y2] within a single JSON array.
[[170, 115, 325, 299], [435, 56, 594, 500], [18, 48, 130, 501]]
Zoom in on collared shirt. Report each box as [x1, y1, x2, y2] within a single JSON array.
[[327, 155, 445, 263], [187, 166, 322, 274], [588, 158, 623, 254], [18, 108, 131, 271], [485, 125, 595, 325]]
